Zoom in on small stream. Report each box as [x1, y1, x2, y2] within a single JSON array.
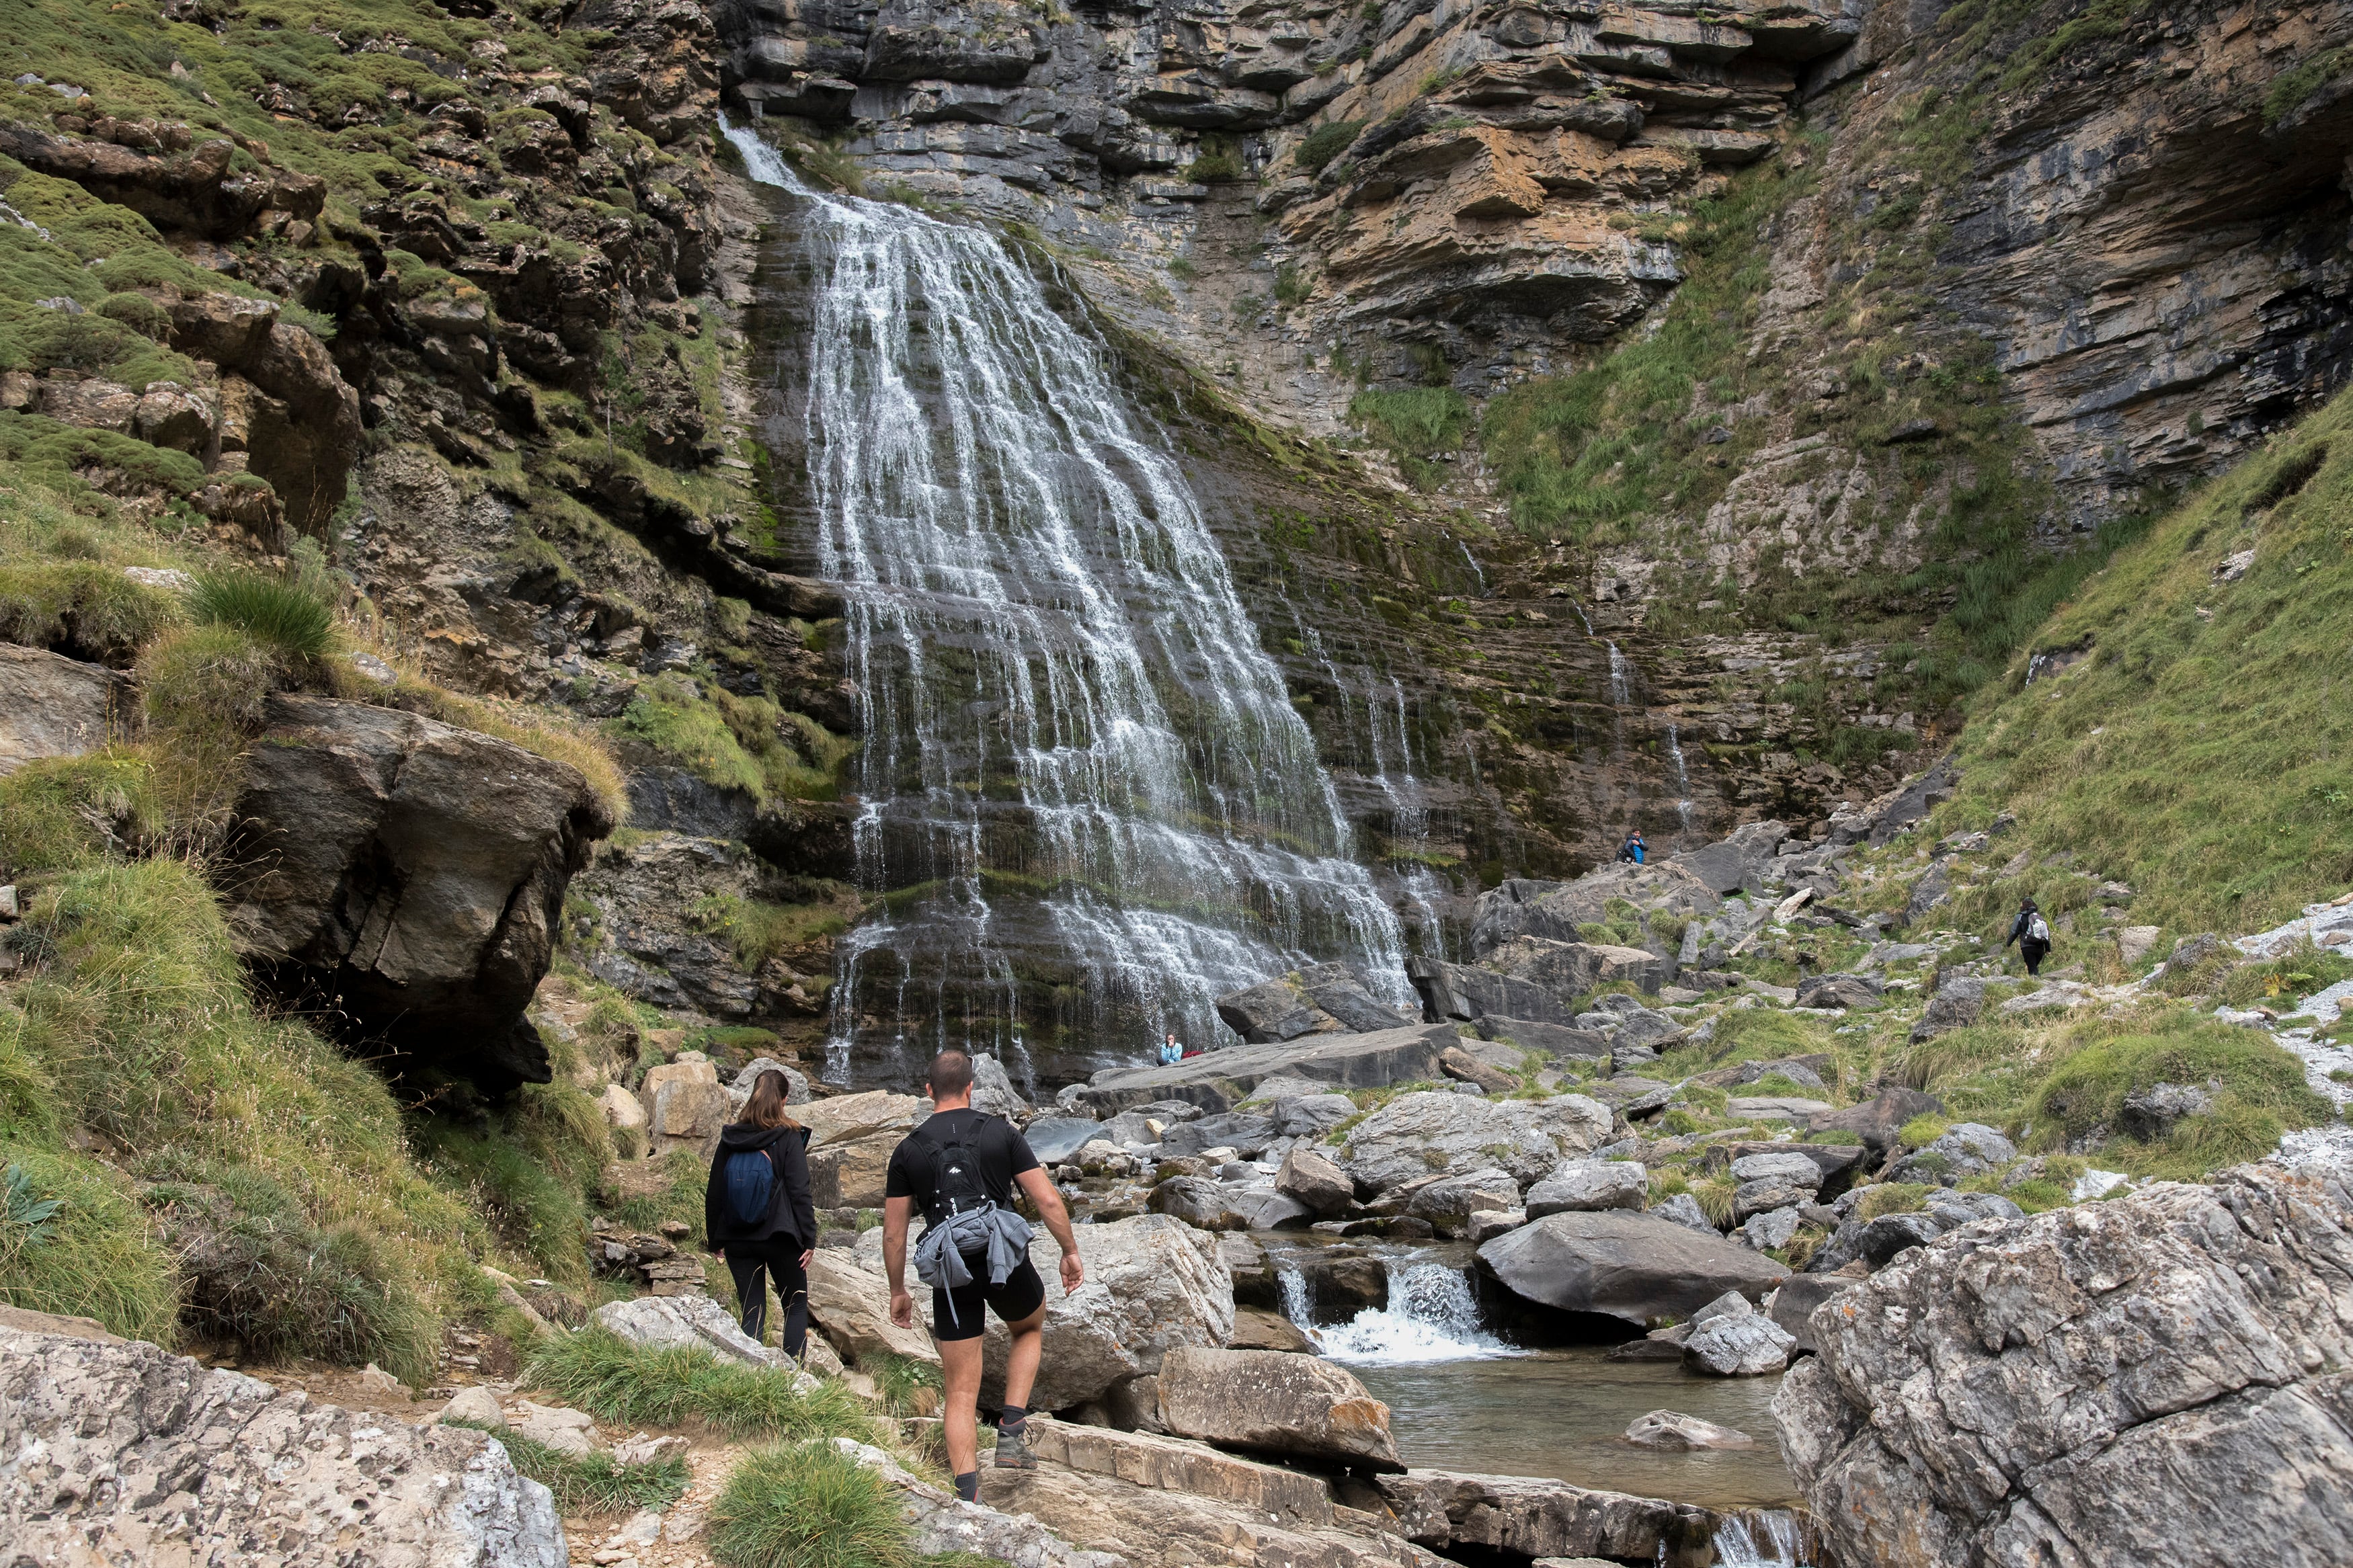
[[1271, 1241, 1814, 1561]]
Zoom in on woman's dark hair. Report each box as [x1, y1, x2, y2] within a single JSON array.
[[746, 1069, 799, 1130], [2021, 897, 2038, 909]]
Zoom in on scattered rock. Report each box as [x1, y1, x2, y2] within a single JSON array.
[[512, 1399, 598, 1457], [1803, 1087, 1945, 1157], [1683, 1310, 1795, 1376], [1766, 1274, 1857, 1356], [842, 1435, 1121, 1568], [1525, 1161, 1649, 1216], [1215, 962, 1406, 1042], [0, 1325, 564, 1565], [1647, 1194, 1720, 1235], [1157, 1346, 1401, 1469], [2113, 925, 2163, 967], [1338, 1090, 1611, 1196], [438, 1384, 507, 1429], [1276, 1143, 1358, 1216], [1026, 1116, 1106, 1164], [1794, 973, 1881, 1010], [1377, 1469, 1717, 1567], [2118, 1081, 2216, 1140], [1407, 1167, 1523, 1237], [1739, 1206, 1802, 1251], [592, 1294, 790, 1370], [1439, 1044, 1519, 1094], [1622, 1410, 1755, 1450], [1909, 975, 1987, 1043], [1724, 1096, 1833, 1123]]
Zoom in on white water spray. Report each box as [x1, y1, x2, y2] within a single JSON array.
[[1290, 1261, 1526, 1366], [1712, 1511, 1812, 1567], [724, 119, 1411, 1076], [1666, 723, 1696, 834]]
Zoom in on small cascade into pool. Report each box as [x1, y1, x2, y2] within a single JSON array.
[[1712, 1509, 1821, 1567], [1285, 1259, 1526, 1366]]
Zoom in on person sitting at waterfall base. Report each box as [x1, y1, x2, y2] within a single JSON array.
[[1618, 829, 1646, 864], [885, 1049, 1084, 1503], [705, 1069, 817, 1360], [1158, 1032, 1182, 1067], [2005, 897, 2053, 977]]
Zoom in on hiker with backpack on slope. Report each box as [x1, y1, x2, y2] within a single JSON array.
[[883, 1048, 1084, 1505], [2006, 897, 2053, 977], [705, 1069, 817, 1359]]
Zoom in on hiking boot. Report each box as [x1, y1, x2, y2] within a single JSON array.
[[992, 1419, 1037, 1469]]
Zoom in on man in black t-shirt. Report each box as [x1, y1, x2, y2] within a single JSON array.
[[883, 1049, 1082, 1504]]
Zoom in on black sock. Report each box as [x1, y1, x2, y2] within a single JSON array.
[[955, 1471, 980, 1503], [999, 1403, 1027, 1432]]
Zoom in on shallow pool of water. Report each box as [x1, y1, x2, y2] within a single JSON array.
[[1351, 1349, 1798, 1510]]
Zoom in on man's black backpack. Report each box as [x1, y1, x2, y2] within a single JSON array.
[[915, 1115, 998, 1230]]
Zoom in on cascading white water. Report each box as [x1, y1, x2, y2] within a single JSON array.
[[1606, 640, 1631, 706], [725, 121, 1412, 1079], [1666, 723, 1696, 835], [1297, 1261, 1526, 1366], [1712, 1510, 1812, 1567]]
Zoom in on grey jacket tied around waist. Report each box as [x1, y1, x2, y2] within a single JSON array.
[[912, 1206, 1035, 1325]]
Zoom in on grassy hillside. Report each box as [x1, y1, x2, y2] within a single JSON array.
[[1932, 390, 2353, 940]]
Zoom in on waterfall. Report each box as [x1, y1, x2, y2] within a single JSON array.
[[1666, 723, 1696, 835], [1289, 1259, 1524, 1365], [1712, 1511, 1814, 1567], [1606, 641, 1630, 706], [725, 120, 1412, 1081]]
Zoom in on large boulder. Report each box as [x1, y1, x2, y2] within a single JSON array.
[[801, 1089, 930, 1146], [643, 1059, 731, 1156], [1407, 1167, 1523, 1237], [1624, 1410, 1755, 1450], [1665, 821, 1790, 896], [1147, 1175, 1248, 1231], [0, 643, 134, 775], [805, 1250, 941, 1367], [1161, 1111, 1279, 1159], [1681, 1300, 1794, 1376], [1215, 962, 1406, 1043], [1766, 1274, 1857, 1356], [1156, 1346, 1400, 1469], [1909, 975, 1987, 1042], [1338, 1091, 1611, 1195], [0, 1321, 563, 1565], [218, 694, 614, 1089], [1479, 1210, 1789, 1326], [1484, 937, 1667, 1000], [1775, 1163, 2353, 1568], [982, 1214, 1233, 1411], [1794, 973, 1881, 1010], [1073, 1023, 1455, 1116], [1025, 1116, 1105, 1164]]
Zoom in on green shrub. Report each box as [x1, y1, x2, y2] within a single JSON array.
[[2030, 1021, 2329, 1176], [1295, 120, 1365, 175], [525, 1327, 878, 1443], [0, 753, 157, 877], [1897, 1113, 1950, 1150], [1273, 264, 1311, 306], [0, 559, 177, 662], [711, 1442, 914, 1568], [1853, 1182, 1929, 1221], [94, 292, 172, 340], [861, 1351, 943, 1417], [190, 570, 333, 660]]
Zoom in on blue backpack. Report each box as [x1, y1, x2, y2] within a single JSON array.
[[723, 1147, 776, 1228]]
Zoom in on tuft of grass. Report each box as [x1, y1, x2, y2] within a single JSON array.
[[861, 1352, 943, 1417], [1853, 1182, 1930, 1221], [190, 571, 334, 661], [0, 1145, 179, 1342], [1349, 386, 1470, 491], [710, 1442, 914, 1568], [526, 1327, 879, 1444], [1897, 1114, 1950, 1151], [455, 1423, 691, 1514]]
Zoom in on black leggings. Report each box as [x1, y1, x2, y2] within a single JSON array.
[[2022, 938, 2049, 976], [724, 1240, 808, 1358]]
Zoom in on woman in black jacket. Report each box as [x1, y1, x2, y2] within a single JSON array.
[[705, 1069, 817, 1358]]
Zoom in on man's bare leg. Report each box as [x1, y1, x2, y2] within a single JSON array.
[[939, 1336, 985, 1485]]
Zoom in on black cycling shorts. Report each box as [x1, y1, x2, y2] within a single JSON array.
[[930, 1257, 1045, 1343]]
